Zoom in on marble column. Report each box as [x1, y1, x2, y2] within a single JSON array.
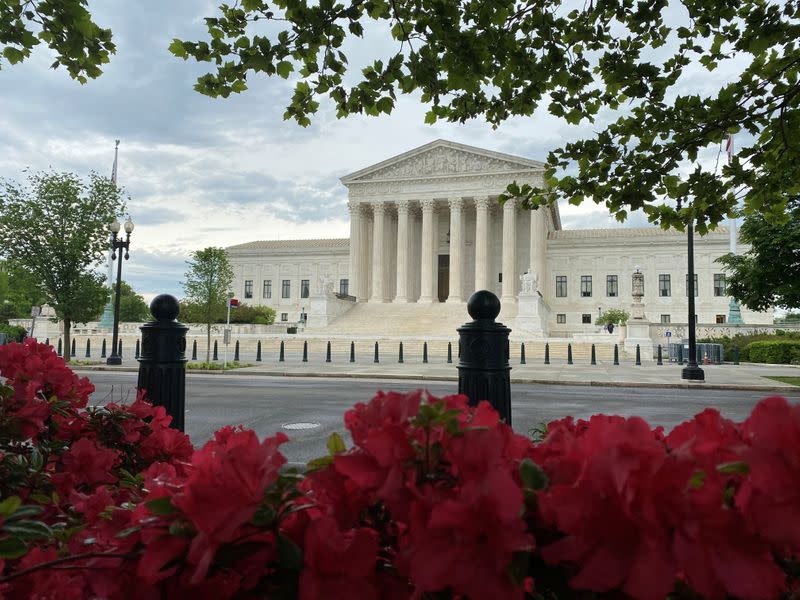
[[394, 200, 411, 302], [358, 205, 371, 301], [419, 199, 436, 303], [347, 200, 361, 301], [501, 198, 517, 303], [447, 197, 464, 302], [371, 201, 386, 302], [528, 209, 546, 286], [474, 196, 490, 291]]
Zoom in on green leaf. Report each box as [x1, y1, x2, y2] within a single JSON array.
[[716, 461, 750, 475], [276, 60, 293, 79], [168, 39, 189, 59], [6, 506, 44, 521], [2, 47, 26, 64], [327, 432, 346, 456], [0, 537, 27, 559], [689, 469, 706, 489], [2, 520, 52, 540], [0, 497, 21, 517], [306, 455, 333, 472], [519, 458, 548, 491], [145, 497, 178, 516]]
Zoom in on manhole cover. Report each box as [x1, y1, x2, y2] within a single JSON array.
[[282, 422, 321, 430]]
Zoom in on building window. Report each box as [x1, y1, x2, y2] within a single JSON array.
[[716, 314, 727, 324], [659, 274, 671, 297], [280, 312, 288, 322], [582, 313, 592, 324], [263, 280, 272, 299], [685, 274, 699, 297], [301, 279, 310, 298], [606, 275, 618, 297], [339, 279, 349, 296], [556, 313, 566, 324], [498, 272, 503, 283], [244, 280, 253, 299], [714, 274, 726, 297], [580, 275, 592, 297], [660, 314, 671, 324], [555, 276, 567, 297], [281, 280, 291, 299]]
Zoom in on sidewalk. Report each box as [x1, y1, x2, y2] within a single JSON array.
[[72, 355, 800, 393]]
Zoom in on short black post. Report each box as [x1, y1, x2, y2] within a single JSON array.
[[191, 340, 196, 360], [447, 342, 452, 363], [101, 338, 106, 358], [118, 340, 122, 358], [256, 340, 262, 362], [544, 342, 550, 365], [374, 341, 379, 363], [458, 291, 512, 424], [279, 340, 285, 362], [657, 344, 663, 365], [302, 341, 308, 362], [636, 344, 642, 366], [135, 339, 140, 359], [614, 344, 619, 365], [590, 343, 596, 365], [57, 338, 62, 356], [678, 343, 684, 364], [70, 338, 76, 357], [458, 340, 461, 358], [350, 341, 355, 363], [423, 342, 428, 364], [733, 346, 739, 365], [326, 341, 331, 363], [212, 340, 218, 361], [398, 341, 404, 363], [567, 343, 573, 365], [44, 337, 49, 346], [234, 340, 240, 362], [520, 343, 526, 364], [137, 294, 188, 432], [85, 339, 91, 358]]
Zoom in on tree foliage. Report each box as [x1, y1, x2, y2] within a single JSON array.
[[718, 196, 800, 311], [181, 247, 233, 362], [0, 0, 114, 81], [0, 171, 125, 361], [114, 280, 150, 322], [171, 0, 800, 231], [0, 261, 45, 320]]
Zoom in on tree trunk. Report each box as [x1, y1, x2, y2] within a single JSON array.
[[63, 318, 71, 364], [206, 322, 211, 365]]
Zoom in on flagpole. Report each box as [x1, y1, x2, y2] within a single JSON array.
[[726, 134, 744, 324], [99, 140, 120, 329]]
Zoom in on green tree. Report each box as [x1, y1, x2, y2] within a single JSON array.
[[114, 280, 150, 322], [0, 171, 125, 362], [0, 0, 114, 81], [0, 261, 45, 319], [181, 247, 233, 363], [718, 196, 800, 312], [172, 0, 800, 231]]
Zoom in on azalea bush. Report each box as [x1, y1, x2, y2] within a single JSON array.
[[0, 340, 798, 599]]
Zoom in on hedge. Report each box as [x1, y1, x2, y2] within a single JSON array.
[[743, 340, 800, 364]]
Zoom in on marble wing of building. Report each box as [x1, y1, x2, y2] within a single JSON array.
[[227, 140, 771, 338]]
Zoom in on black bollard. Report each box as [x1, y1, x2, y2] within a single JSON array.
[[447, 342, 452, 364], [591, 343, 596, 365], [458, 340, 461, 358], [256, 340, 262, 362], [326, 341, 331, 363], [457, 291, 512, 425], [57, 338, 62, 356], [85, 339, 91, 358], [733, 346, 739, 365], [374, 341, 379, 363], [678, 344, 684, 364], [279, 340, 285, 362], [234, 340, 240, 362], [137, 294, 188, 432], [544, 342, 550, 365], [70, 339, 76, 357], [192, 339, 197, 361], [45, 337, 49, 346], [657, 344, 663, 365], [614, 344, 619, 365], [567, 343, 573, 365], [423, 342, 428, 364], [118, 340, 122, 358], [636, 344, 642, 366], [350, 341, 355, 363], [520, 343, 526, 364], [101, 338, 106, 358], [135, 339, 140, 359], [302, 340, 308, 362], [212, 340, 218, 361], [399, 341, 404, 363]]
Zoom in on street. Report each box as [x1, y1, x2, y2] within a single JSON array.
[[78, 371, 800, 466]]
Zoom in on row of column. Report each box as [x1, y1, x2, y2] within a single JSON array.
[[348, 198, 546, 304]]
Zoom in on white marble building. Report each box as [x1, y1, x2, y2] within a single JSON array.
[[227, 140, 771, 336]]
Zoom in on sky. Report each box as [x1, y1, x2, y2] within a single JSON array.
[[0, 0, 742, 301]]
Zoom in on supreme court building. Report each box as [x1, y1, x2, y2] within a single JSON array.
[[227, 140, 771, 337]]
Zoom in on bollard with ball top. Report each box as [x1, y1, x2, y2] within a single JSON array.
[[457, 290, 512, 425], [137, 294, 188, 432]]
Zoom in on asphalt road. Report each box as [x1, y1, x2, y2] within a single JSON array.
[[81, 371, 800, 466]]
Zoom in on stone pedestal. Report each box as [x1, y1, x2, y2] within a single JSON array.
[[514, 293, 548, 336], [306, 290, 356, 329], [624, 318, 653, 360]]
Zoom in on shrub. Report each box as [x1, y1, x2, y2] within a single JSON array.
[[596, 308, 629, 326], [744, 340, 800, 364], [0, 323, 27, 343], [698, 331, 800, 362]]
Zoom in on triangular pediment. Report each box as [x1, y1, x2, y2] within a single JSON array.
[[341, 140, 544, 183]]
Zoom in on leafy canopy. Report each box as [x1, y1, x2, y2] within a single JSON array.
[[171, 0, 800, 231], [181, 247, 234, 327], [0, 0, 114, 82], [115, 280, 151, 322]]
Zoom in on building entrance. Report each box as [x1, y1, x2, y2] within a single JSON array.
[[438, 255, 450, 302]]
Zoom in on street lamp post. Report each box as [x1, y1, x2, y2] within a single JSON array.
[[677, 198, 704, 381], [106, 217, 134, 366]]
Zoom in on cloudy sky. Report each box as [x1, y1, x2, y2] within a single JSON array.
[[0, 0, 739, 301]]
